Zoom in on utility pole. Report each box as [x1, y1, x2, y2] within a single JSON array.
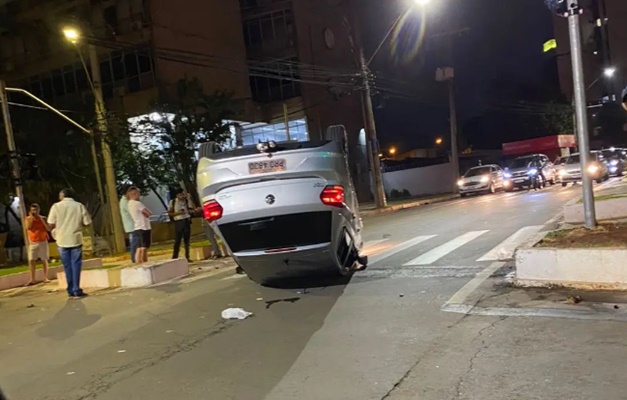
[[88, 44, 126, 252], [360, 50, 387, 209], [567, 0, 596, 228], [0, 81, 29, 251], [448, 76, 460, 185]]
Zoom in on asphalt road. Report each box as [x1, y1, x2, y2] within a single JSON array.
[[2, 183, 627, 400]]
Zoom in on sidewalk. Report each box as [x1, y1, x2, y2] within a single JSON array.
[[360, 193, 458, 217]]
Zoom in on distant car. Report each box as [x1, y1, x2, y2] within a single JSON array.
[[457, 164, 507, 197], [601, 148, 626, 177], [558, 151, 610, 186], [553, 156, 568, 184], [503, 154, 556, 191]]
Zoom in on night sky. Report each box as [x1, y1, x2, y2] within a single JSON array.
[[361, 0, 560, 153]]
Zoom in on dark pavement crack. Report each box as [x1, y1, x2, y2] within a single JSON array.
[[451, 316, 508, 400]]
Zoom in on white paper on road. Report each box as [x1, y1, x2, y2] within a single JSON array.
[[476, 225, 544, 262], [221, 308, 253, 320], [404, 230, 489, 266]]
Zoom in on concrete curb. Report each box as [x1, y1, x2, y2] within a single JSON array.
[[0, 258, 103, 291], [515, 232, 627, 289], [564, 196, 627, 224], [57, 259, 189, 289], [361, 194, 458, 217]]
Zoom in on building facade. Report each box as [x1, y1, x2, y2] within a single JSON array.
[[552, 0, 627, 141], [0, 0, 370, 198]]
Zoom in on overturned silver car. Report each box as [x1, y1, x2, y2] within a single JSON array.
[[196, 125, 367, 285]]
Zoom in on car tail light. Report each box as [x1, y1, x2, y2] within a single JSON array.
[[203, 200, 223, 222], [320, 185, 344, 207]]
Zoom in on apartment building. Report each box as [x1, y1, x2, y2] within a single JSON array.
[[552, 0, 627, 138], [0, 0, 370, 197]]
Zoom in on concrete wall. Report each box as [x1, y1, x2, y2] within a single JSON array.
[[381, 163, 456, 197]]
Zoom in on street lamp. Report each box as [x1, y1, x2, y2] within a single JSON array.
[[604, 67, 616, 78], [435, 137, 443, 145], [62, 27, 80, 44], [62, 26, 126, 253], [389, 147, 397, 156]]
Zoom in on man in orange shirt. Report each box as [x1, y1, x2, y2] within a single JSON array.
[[26, 203, 51, 285]]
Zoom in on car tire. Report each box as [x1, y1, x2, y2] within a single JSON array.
[[596, 177, 603, 184], [460, 193, 467, 198], [604, 173, 610, 181], [562, 182, 568, 187]]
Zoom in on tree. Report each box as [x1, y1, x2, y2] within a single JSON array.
[[542, 101, 574, 135], [132, 78, 238, 204]]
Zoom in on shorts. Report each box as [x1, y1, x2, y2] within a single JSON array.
[[28, 241, 49, 262], [134, 229, 152, 249]]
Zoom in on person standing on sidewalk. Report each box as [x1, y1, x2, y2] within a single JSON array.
[[119, 187, 138, 263], [202, 219, 224, 260], [48, 189, 92, 298], [25, 203, 51, 285], [169, 188, 194, 261], [127, 187, 152, 264]]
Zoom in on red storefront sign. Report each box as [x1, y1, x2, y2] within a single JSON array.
[[502, 135, 576, 156]]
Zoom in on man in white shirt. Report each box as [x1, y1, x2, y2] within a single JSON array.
[[119, 187, 138, 263], [48, 188, 92, 298], [127, 186, 152, 264]]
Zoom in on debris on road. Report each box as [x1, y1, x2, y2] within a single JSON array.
[[66, 371, 76, 375], [117, 350, 127, 353], [221, 308, 253, 320], [256, 297, 263, 301], [26, 304, 35, 309], [565, 295, 583, 304]]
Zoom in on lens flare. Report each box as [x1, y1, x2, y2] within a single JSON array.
[[390, 9, 428, 65]]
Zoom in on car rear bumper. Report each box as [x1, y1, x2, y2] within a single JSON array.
[[233, 243, 338, 283]]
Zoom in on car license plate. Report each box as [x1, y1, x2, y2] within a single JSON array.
[[248, 159, 286, 175], [514, 178, 525, 183]]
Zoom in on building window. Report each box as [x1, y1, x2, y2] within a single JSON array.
[[249, 57, 301, 103], [243, 9, 295, 52], [17, 44, 155, 102]]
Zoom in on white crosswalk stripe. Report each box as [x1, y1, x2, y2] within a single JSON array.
[[403, 230, 489, 266], [369, 235, 437, 265], [476, 225, 544, 262]]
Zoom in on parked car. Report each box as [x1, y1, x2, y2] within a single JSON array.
[[558, 151, 610, 186], [503, 154, 556, 191], [196, 125, 366, 285], [457, 164, 507, 197], [601, 148, 626, 176], [553, 156, 568, 184]]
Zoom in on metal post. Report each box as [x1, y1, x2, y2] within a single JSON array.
[[283, 103, 291, 141], [360, 50, 387, 208], [568, 1, 596, 228], [448, 78, 460, 189], [0, 81, 29, 252], [88, 44, 126, 252]]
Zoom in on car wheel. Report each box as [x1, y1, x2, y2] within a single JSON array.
[[562, 182, 568, 187], [596, 177, 603, 184], [460, 193, 468, 198], [604, 173, 610, 181]]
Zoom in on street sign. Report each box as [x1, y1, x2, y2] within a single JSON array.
[[543, 39, 557, 53]]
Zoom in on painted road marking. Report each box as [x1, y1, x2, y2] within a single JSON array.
[[369, 235, 437, 265], [476, 225, 544, 262], [442, 261, 505, 308], [404, 230, 489, 266]]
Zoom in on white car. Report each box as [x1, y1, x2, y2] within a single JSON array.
[[458, 165, 508, 197], [196, 125, 366, 285]]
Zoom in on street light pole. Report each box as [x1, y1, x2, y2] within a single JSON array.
[[87, 44, 126, 252], [359, 50, 387, 209], [448, 77, 460, 186], [568, 0, 596, 228], [0, 81, 29, 251]]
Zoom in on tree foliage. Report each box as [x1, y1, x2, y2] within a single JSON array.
[[131, 78, 238, 204], [542, 102, 573, 135]]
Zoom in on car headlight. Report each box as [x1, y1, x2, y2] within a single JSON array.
[[558, 169, 567, 176], [611, 159, 619, 166], [528, 168, 538, 176], [587, 165, 599, 174], [480, 176, 489, 183], [503, 172, 512, 179], [457, 179, 464, 187]]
